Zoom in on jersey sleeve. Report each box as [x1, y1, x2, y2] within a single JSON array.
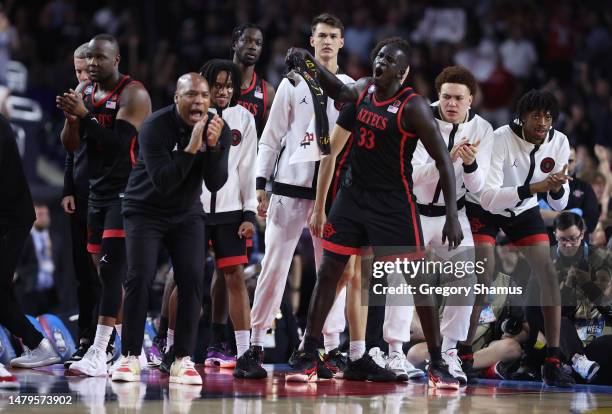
[[256, 78, 292, 188], [411, 139, 441, 186], [546, 136, 570, 211], [336, 102, 356, 132], [239, 111, 258, 221], [462, 121, 494, 194]]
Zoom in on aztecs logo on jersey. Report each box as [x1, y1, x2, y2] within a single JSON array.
[[540, 157, 555, 173], [231, 129, 242, 146]]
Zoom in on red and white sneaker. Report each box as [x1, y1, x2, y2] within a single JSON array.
[[111, 355, 141, 382], [169, 357, 202, 385], [428, 360, 460, 390], [0, 363, 18, 389]]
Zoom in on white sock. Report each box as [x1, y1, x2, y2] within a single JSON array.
[[388, 341, 403, 355], [235, 330, 250, 358], [251, 329, 266, 347], [349, 340, 366, 361], [92, 324, 113, 352], [167, 329, 175, 348], [323, 333, 340, 354], [115, 324, 122, 339], [442, 337, 458, 353]]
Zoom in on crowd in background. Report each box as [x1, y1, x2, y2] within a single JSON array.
[[0, 0, 611, 352]]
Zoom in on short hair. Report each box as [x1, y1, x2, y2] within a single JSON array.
[[74, 42, 89, 59], [311, 13, 344, 36], [232, 23, 264, 47], [91, 33, 119, 55], [435, 66, 477, 96], [554, 211, 585, 232], [199, 59, 242, 107], [370, 37, 411, 64], [516, 89, 560, 122]]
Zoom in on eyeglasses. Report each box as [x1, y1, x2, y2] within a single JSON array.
[[556, 235, 582, 243]]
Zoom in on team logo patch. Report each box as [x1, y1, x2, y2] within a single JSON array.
[[540, 157, 555, 173], [573, 189, 584, 198], [254, 86, 263, 99], [387, 100, 401, 114], [231, 129, 242, 146], [469, 218, 485, 233], [323, 223, 336, 239]]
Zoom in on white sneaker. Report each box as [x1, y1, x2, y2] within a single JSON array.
[[169, 356, 202, 385], [139, 350, 148, 371], [368, 347, 387, 369], [10, 338, 60, 368], [442, 349, 467, 385], [111, 355, 141, 382], [572, 354, 600, 382], [0, 363, 19, 388], [68, 346, 108, 377], [386, 352, 409, 381]]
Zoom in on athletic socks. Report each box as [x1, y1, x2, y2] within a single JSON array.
[[92, 324, 113, 352], [442, 337, 458, 353], [323, 333, 340, 354], [428, 345, 442, 363], [167, 329, 175, 349], [235, 330, 250, 358], [251, 329, 267, 348], [349, 340, 366, 361], [388, 341, 403, 356], [458, 344, 473, 358]]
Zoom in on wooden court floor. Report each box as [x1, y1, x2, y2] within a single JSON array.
[[1, 364, 612, 413]]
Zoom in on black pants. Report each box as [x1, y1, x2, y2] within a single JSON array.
[[0, 225, 44, 349], [122, 213, 206, 358], [70, 196, 101, 341]]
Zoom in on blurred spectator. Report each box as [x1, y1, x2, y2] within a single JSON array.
[[499, 25, 537, 81], [15, 202, 59, 315]]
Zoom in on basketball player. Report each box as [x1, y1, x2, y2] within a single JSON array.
[[232, 23, 275, 136], [286, 37, 463, 389], [198, 59, 264, 378], [56, 34, 152, 376], [380, 66, 494, 384], [250, 13, 352, 378], [61, 42, 106, 368], [203, 23, 277, 369], [112, 73, 230, 385], [478, 90, 575, 387]]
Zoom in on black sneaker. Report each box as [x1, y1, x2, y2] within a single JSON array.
[[285, 350, 318, 382], [316, 356, 334, 380], [64, 341, 90, 368], [542, 357, 575, 388], [343, 353, 396, 382], [459, 353, 478, 383], [234, 346, 267, 379], [159, 345, 175, 374], [324, 348, 347, 378], [510, 360, 541, 381], [428, 360, 460, 390]]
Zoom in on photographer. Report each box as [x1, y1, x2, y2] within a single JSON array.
[[552, 212, 612, 384]]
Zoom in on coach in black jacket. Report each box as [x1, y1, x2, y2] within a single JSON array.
[[118, 73, 230, 379]]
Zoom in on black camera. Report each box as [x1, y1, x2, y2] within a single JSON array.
[[501, 317, 522, 336]]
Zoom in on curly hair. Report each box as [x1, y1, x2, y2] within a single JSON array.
[[434, 66, 477, 96]]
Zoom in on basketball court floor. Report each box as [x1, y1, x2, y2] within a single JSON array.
[[2, 364, 612, 413]]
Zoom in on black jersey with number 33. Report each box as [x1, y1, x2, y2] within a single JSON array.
[[82, 75, 137, 204], [337, 83, 419, 192]]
